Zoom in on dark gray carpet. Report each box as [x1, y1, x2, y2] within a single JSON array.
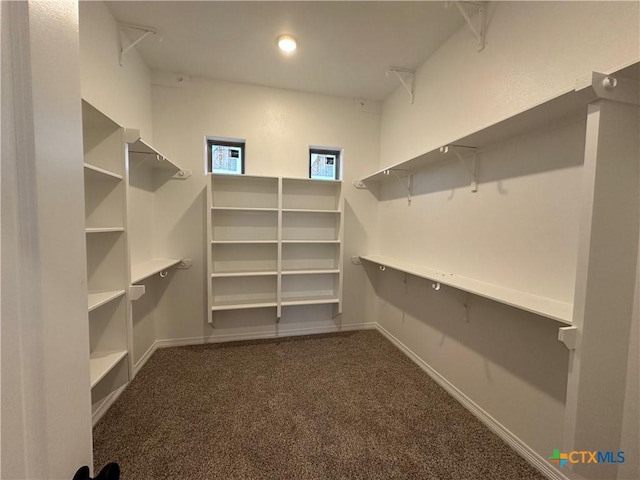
[[93, 330, 546, 479]]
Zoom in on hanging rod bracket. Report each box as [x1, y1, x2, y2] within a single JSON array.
[[352, 179, 367, 189], [446, 1, 488, 52], [591, 72, 640, 106], [173, 170, 192, 180], [386, 67, 416, 104], [440, 145, 479, 192], [383, 168, 413, 205], [118, 22, 160, 66]]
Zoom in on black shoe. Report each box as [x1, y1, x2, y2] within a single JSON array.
[[72, 466, 90, 480], [93, 463, 120, 480]]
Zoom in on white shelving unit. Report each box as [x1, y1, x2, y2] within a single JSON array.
[[82, 101, 131, 419], [357, 68, 639, 330], [207, 174, 343, 323], [125, 129, 188, 372]]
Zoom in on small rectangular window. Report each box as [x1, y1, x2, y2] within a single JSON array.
[[309, 148, 340, 181], [208, 139, 245, 175]]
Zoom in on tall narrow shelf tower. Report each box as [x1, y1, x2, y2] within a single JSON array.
[[207, 174, 343, 325], [125, 130, 188, 373], [82, 101, 131, 418]]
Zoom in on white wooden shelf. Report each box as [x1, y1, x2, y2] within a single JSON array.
[[212, 240, 278, 244], [360, 84, 598, 184], [126, 132, 182, 173], [361, 255, 573, 324], [282, 240, 340, 244], [282, 208, 341, 214], [212, 206, 278, 212], [212, 298, 278, 311], [131, 258, 181, 284], [282, 269, 340, 275], [84, 163, 123, 180], [211, 270, 277, 278], [89, 350, 128, 388], [85, 227, 125, 234], [88, 290, 125, 312], [281, 295, 340, 307]]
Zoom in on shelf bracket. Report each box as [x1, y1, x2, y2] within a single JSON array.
[[446, 1, 488, 52], [173, 170, 192, 180], [383, 168, 413, 205], [591, 72, 640, 106], [558, 326, 578, 350], [129, 285, 145, 301], [352, 179, 367, 189], [440, 145, 479, 192], [386, 67, 416, 104], [118, 22, 159, 66]]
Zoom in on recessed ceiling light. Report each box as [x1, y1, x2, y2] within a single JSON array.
[[277, 35, 297, 53]]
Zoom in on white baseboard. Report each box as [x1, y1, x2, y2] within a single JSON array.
[[374, 323, 570, 480], [134, 341, 159, 376], [154, 322, 377, 349], [91, 383, 127, 427]]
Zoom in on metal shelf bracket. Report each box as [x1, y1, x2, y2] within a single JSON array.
[[118, 22, 159, 66], [383, 168, 413, 205], [440, 145, 479, 192], [386, 68, 416, 104], [446, 1, 488, 52]]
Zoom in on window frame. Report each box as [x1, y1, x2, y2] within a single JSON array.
[[308, 148, 341, 181], [207, 139, 246, 175]]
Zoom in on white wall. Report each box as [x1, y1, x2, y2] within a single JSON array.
[[79, 1, 153, 139], [1, 1, 93, 478], [374, 0, 639, 476], [150, 77, 380, 343]]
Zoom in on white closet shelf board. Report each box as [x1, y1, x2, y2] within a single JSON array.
[[282, 240, 341, 244], [361, 255, 573, 324], [212, 240, 278, 244], [282, 177, 342, 184], [88, 290, 125, 312], [127, 133, 182, 173], [282, 209, 341, 214], [131, 258, 181, 284], [361, 85, 597, 184], [211, 271, 278, 278], [90, 350, 128, 388], [84, 163, 122, 180], [212, 207, 278, 212], [281, 295, 340, 307], [282, 269, 340, 275], [211, 299, 278, 311], [86, 227, 125, 234]]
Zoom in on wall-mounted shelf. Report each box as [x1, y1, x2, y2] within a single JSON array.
[[125, 129, 185, 174], [359, 80, 599, 185], [85, 227, 125, 234], [211, 240, 279, 245], [281, 295, 340, 307], [89, 350, 128, 388], [361, 255, 573, 324], [211, 270, 278, 278], [282, 269, 340, 275], [84, 163, 123, 180], [212, 207, 278, 212], [88, 290, 126, 312], [282, 240, 341, 244], [131, 258, 181, 284]]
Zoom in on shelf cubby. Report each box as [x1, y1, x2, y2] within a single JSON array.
[[82, 102, 124, 176], [86, 215, 126, 294], [282, 210, 340, 241], [212, 174, 278, 209], [281, 273, 340, 306], [282, 242, 340, 271], [212, 242, 277, 276], [282, 177, 341, 210], [88, 295, 128, 386], [212, 209, 278, 242], [212, 275, 278, 311]]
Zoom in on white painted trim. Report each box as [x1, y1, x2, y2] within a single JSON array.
[[134, 341, 159, 376], [374, 323, 570, 480], [91, 383, 127, 427], [155, 322, 377, 348]]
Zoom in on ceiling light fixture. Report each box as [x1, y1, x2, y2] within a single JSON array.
[[277, 35, 297, 53]]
